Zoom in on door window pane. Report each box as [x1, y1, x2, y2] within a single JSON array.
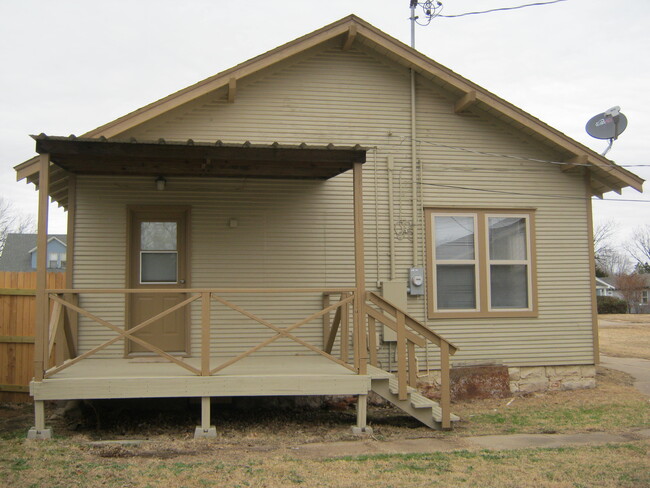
[[436, 264, 476, 309], [435, 216, 475, 260], [141, 252, 177, 283], [490, 264, 528, 308], [489, 217, 526, 260], [141, 222, 177, 251]]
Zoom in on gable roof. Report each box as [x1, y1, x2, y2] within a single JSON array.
[[599, 275, 650, 289], [27, 235, 67, 254], [596, 277, 616, 289], [0, 233, 67, 272], [15, 15, 643, 200]]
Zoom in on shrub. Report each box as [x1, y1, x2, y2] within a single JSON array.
[[597, 296, 628, 314]]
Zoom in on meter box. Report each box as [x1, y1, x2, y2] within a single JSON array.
[[408, 267, 425, 296]]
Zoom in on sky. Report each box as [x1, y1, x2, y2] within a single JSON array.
[[0, 0, 648, 249]]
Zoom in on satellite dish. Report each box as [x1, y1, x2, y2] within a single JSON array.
[[586, 107, 627, 140], [585, 106, 628, 156]]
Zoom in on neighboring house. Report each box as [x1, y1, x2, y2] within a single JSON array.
[[14, 15, 644, 438], [595, 277, 616, 297], [0, 234, 67, 272], [599, 275, 650, 313]]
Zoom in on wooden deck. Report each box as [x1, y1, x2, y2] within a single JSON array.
[[31, 355, 372, 401]]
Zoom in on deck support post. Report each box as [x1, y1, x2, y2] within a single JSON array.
[[27, 401, 51, 440], [351, 394, 372, 435], [194, 396, 216, 439]]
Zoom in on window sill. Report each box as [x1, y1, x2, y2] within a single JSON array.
[[429, 310, 538, 319]]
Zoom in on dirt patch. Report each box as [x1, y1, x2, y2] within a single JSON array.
[[450, 364, 511, 401]]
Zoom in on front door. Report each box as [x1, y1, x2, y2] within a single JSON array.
[[127, 207, 190, 355]]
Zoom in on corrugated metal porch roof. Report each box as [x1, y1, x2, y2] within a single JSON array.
[[24, 135, 367, 208]]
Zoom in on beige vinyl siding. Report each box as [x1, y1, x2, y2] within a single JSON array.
[[74, 40, 595, 367]]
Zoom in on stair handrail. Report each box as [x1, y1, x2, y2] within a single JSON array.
[[365, 291, 457, 430], [366, 292, 458, 353]]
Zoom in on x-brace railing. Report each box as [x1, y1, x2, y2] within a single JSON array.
[[44, 293, 201, 378], [208, 293, 356, 374]]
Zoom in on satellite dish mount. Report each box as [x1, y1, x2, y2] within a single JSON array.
[[585, 106, 628, 157]]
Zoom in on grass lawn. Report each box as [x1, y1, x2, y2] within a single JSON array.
[[1, 316, 648, 487], [1, 438, 648, 487], [599, 314, 650, 359], [1, 366, 649, 487]]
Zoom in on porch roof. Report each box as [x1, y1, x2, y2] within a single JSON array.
[[24, 135, 367, 208]]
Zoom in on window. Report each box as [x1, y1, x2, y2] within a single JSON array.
[[643, 290, 648, 305], [48, 252, 66, 269], [140, 221, 178, 283], [425, 208, 536, 318]]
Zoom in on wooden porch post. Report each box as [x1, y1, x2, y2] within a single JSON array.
[[29, 153, 52, 440], [64, 174, 78, 358], [34, 153, 50, 382], [353, 161, 367, 375]]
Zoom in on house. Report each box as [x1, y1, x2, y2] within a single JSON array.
[[0, 233, 67, 272], [14, 15, 643, 439], [595, 277, 616, 297], [599, 275, 650, 313]]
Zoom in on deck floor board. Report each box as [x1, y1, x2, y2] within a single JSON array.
[[32, 356, 370, 400]]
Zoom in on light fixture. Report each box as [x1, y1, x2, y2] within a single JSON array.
[[156, 176, 166, 191]]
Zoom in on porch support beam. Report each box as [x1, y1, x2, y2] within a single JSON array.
[[352, 394, 372, 435], [34, 154, 50, 383], [64, 174, 78, 358], [353, 161, 367, 375], [194, 397, 216, 439], [27, 401, 51, 440]]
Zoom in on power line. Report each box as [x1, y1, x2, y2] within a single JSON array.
[[439, 0, 568, 18], [402, 136, 650, 168], [422, 182, 650, 203]]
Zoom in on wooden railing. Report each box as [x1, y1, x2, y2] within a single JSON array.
[[363, 292, 458, 430], [42, 288, 356, 379], [42, 287, 457, 428]]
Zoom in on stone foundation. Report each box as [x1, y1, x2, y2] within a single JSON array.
[[509, 365, 596, 394], [417, 364, 596, 398]]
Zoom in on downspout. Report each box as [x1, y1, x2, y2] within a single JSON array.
[[387, 155, 396, 280], [410, 68, 419, 266], [410, 6, 419, 267]]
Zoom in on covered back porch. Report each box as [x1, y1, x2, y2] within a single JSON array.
[[18, 136, 456, 437]]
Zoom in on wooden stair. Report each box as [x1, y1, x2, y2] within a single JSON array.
[[368, 366, 460, 430]]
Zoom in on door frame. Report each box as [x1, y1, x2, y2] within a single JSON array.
[[125, 205, 192, 357]]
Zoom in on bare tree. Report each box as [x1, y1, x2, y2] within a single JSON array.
[[614, 273, 646, 313], [600, 250, 631, 277], [593, 220, 617, 276], [0, 197, 36, 255], [625, 224, 650, 268]]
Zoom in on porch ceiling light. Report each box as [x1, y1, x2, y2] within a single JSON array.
[[156, 176, 166, 191]]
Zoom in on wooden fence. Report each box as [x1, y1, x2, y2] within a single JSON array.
[[0, 271, 66, 402]]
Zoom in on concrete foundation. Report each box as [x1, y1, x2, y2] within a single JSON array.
[[194, 426, 217, 439], [27, 427, 52, 440]]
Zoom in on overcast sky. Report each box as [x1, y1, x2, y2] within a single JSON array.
[[1, 0, 647, 247]]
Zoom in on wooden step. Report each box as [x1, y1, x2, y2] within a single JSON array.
[[369, 368, 459, 428]]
